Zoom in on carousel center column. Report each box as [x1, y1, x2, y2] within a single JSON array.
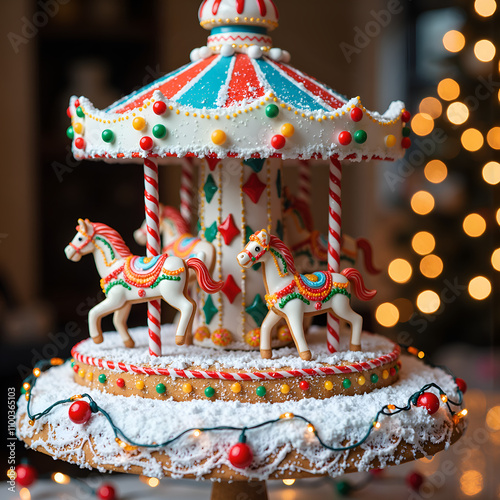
[[193, 157, 284, 349]]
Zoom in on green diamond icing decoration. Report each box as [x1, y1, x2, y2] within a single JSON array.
[[203, 295, 218, 325], [276, 219, 283, 240], [276, 168, 282, 198], [243, 158, 266, 173], [246, 294, 268, 326], [204, 221, 218, 243], [203, 174, 218, 203]]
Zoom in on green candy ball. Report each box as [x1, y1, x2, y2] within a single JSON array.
[[102, 129, 114, 143], [370, 374, 379, 384], [205, 386, 215, 398], [156, 383, 166, 394], [66, 126, 74, 140], [336, 481, 352, 496], [76, 106, 85, 118], [265, 104, 280, 118], [402, 126, 411, 137], [256, 386, 267, 397], [152, 124, 167, 139], [342, 378, 351, 389], [98, 374, 107, 384], [354, 130, 367, 144]]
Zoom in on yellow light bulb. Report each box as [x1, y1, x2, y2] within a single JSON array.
[[419, 97, 442, 119], [461, 128, 484, 152], [475, 0, 497, 16], [437, 78, 460, 101], [446, 102, 469, 125], [417, 290, 441, 314], [486, 127, 500, 149], [491, 248, 500, 271], [443, 30, 466, 53], [474, 39, 496, 62], [411, 191, 435, 215], [468, 276, 491, 300], [420, 255, 443, 279], [388, 259, 412, 284], [412, 231, 436, 255], [424, 160, 447, 184], [375, 303, 400, 327], [463, 213, 486, 237], [411, 113, 434, 136], [482, 161, 500, 184]]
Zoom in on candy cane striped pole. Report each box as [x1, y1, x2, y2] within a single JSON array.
[[297, 160, 311, 205], [180, 158, 194, 226], [144, 158, 162, 357], [327, 157, 342, 353]]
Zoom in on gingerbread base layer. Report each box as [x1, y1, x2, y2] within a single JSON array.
[[70, 327, 401, 403], [17, 349, 466, 480]]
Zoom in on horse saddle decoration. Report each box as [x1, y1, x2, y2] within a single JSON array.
[[123, 255, 168, 288]]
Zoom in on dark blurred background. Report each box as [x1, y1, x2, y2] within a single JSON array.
[[0, 0, 498, 492]]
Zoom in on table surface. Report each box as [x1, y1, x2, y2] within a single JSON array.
[[5, 389, 498, 500]]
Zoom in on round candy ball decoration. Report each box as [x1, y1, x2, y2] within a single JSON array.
[[211, 129, 227, 146], [401, 137, 412, 149], [350, 107, 363, 122], [342, 378, 351, 389], [135, 380, 145, 390], [133, 117, 146, 131], [205, 386, 215, 398], [354, 130, 367, 144], [456, 378, 467, 393], [416, 392, 440, 415], [156, 383, 167, 395], [102, 129, 114, 143], [402, 110, 412, 123], [73, 122, 83, 134], [194, 326, 211, 342], [231, 382, 242, 393], [15, 464, 37, 487], [98, 374, 107, 384], [75, 138, 85, 150], [228, 436, 253, 469], [140, 136, 154, 151], [152, 124, 167, 139], [76, 106, 85, 118], [385, 134, 397, 148], [211, 329, 232, 347], [406, 472, 424, 491], [97, 484, 117, 500], [256, 386, 266, 397], [271, 134, 286, 150], [281, 123, 295, 137], [244, 328, 261, 347], [265, 104, 280, 118], [68, 400, 92, 424], [66, 126, 74, 139], [299, 381, 310, 391], [338, 131, 352, 146], [182, 383, 193, 394], [277, 325, 293, 342], [153, 101, 167, 115], [116, 378, 125, 388]]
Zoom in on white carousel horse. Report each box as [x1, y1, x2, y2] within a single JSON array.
[[237, 229, 376, 360], [65, 218, 223, 348], [283, 193, 380, 275], [134, 205, 215, 273]]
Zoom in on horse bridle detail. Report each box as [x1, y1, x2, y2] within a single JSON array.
[[69, 221, 94, 255], [245, 232, 270, 263]]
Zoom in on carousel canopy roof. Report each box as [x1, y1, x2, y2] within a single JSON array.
[[67, 0, 410, 162]]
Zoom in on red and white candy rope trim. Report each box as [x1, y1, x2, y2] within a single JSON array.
[[297, 160, 311, 205], [327, 158, 342, 353], [144, 158, 162, 357], [180, 158, 194, 226], [71, 343, 400, 381]]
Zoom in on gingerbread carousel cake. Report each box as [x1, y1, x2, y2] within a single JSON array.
[[17, 1, 467, 498]]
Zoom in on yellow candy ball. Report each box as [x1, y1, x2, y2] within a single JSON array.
[[281, 384, 290, 394], [231, 382, 242, 393], [73, 122, 83, 134], [277, 325, 293, 343], [182, 383, 193, 394], [133, 117, 146, 131], [194, 326, 211, 342], [211, 129, 227, 145], [78, 369, 85, 378], [86, 372, 93, 381], [281, 123, 295, 138], [244, 328, 260, 347], [211, 329, 232, 347], [358, 375, 366, 386], [385, 134, 396, 147], [382, 370, 389, 379], [135, 380, 145, 390], [324, 380, 333, 391]]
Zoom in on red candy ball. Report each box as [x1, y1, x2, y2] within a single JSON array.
[[153, 101, 167, 115], [15, 464, 37, 487], [73, 365, 79, 373], [67, 107, 72, 118], [417, 392, 440, 415], [116, 378, 125, 388], [401, 137, 412, 149], [97, 484, 116, 500], [74, 138, 85, 150], [456, 378, 467, 394], [140, 136, 154, 151], [338, 131, 352, 146], [271, 134, 286, 150], [228, 442, 253, 469], [299, 381, 310, 391], [406, 471, 424, 491], [350, 107, 363, 122], [68, 400, 92, 424], [74, 99, 80, 108], [402, 110, 411, 123]]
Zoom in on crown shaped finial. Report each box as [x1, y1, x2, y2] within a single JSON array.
[[199, 0, 279, 32]]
